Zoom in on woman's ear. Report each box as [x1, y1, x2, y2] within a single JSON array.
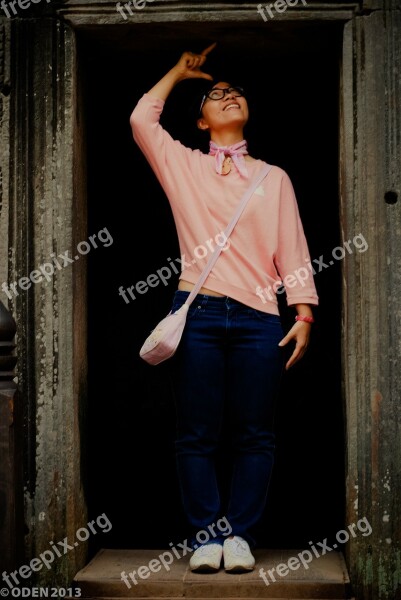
[[197, 117, 209, 131]]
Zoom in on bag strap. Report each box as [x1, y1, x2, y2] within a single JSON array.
[[184, 163, 273, 307]]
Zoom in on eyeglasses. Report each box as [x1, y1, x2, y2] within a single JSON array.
[[199, 86, 245, 114]]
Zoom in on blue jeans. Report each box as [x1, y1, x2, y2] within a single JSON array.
[[169, 291, 285, 549]]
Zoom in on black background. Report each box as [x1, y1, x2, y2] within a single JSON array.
[[79, 20, 345, 556]]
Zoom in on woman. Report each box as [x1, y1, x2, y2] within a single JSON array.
[[130, 43, 319, 573]]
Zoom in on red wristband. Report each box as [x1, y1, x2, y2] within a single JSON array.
[[295, 315, 314, 324]]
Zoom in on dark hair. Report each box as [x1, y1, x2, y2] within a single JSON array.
[[186, 80, 214, 120]]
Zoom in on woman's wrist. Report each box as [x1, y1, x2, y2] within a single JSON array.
[[147, 68, 183, 102], [293, 303, 314, 324], [295, 314, 314, 324], [170, 65, 188, 84]]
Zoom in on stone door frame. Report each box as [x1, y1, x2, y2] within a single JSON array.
[[0, 2, 400, 598]]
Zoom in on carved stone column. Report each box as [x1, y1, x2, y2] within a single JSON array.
[[0, 300, 23, 573], [9, 18, 88, 585], [341, 5, 401, 599]]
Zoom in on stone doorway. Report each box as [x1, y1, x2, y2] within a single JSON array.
[[81, 21, 344, 556], [2, 3, 399, 599]]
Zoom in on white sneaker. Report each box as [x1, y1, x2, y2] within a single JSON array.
[[189, 543, 223, 572], [223, 536, 256, 572]]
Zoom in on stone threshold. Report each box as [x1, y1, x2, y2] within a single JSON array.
[[70, 548, 353, 599]]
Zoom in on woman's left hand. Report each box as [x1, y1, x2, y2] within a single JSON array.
[[278, 321, 311, 370]]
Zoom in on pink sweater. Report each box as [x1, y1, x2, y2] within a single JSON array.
[[130, 93, 319, 315]]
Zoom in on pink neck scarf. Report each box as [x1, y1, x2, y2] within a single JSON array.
[[209, 140, 249, 178]]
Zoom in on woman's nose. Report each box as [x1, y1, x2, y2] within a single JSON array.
[[223, 90, 236, 102]]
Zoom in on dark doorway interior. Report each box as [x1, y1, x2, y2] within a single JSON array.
[[80, 21, 344, 558]]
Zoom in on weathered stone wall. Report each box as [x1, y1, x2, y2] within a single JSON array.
[[341, 6, 401, 599], [1, 16, 88, 585], [0, 21, 11, 304]]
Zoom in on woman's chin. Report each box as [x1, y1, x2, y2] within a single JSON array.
[[218, 114, 248, 128]]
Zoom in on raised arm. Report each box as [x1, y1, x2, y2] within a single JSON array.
[[130, 43, 217, 186], [147, 43, 216, 102]]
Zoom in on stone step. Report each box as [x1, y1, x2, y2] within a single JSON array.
[[71, 548, 353, 599]]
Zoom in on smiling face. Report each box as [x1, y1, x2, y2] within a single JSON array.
[[197, 81, 249, 136]]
